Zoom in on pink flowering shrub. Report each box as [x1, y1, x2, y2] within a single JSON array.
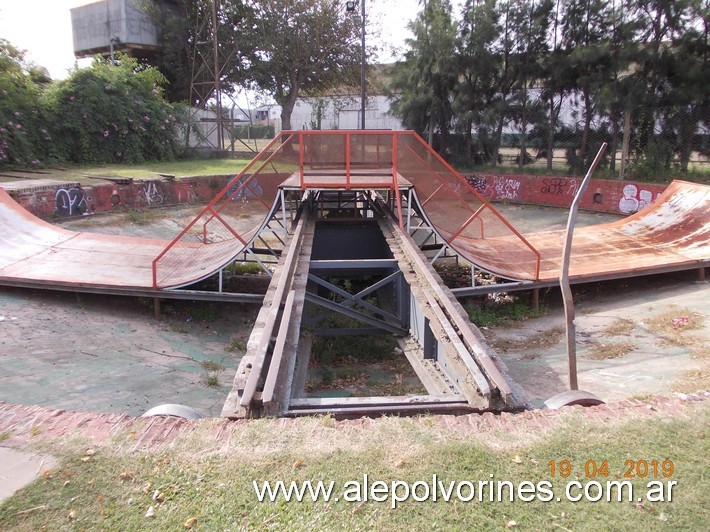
[[44, 54, 186, 164], [1, 43, 185, 168]]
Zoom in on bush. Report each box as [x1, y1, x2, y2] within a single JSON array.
[[0, 40, 49, 167], [43, 55, 186, 164]]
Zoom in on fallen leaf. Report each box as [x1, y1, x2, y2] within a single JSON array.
[[184, 517, 198, 528], [67, 509, 77, 521], [506, 519, 517, 528], [86, 449, 97, 456], [511, 455, 523, 464], [119, 471, 134, 481], [394, 459, 406, 468], [659, 513, 668, 522], [152, 490, 164, 502], [142, 482, 152, 494], [42, 470, 53, 478], [80, 457, 92, 463], [63, 480, 70, 488], [145, 506, 155, 518], [292, 458, 304, 469]]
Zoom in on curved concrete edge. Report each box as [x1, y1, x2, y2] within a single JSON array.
[[141, 404, 206, 420]]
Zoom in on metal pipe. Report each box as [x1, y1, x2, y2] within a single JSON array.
[[560, 142, 607, 390]]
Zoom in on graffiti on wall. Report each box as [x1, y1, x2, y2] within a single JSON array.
[[492, 176, 521, 201], [465, 175, 488, 194], [618, 184, 657, 214], [540, 177, 578, 197], [135, 181, 166, 208], [228, 176, 263, 200], [55, 186, 91, 216]]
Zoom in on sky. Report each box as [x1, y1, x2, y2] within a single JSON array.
[[0, 0, 459, 81]]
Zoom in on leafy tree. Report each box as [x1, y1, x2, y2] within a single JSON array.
[[241, 0, 362, 131], [507, 0, 553, 167], [139, 0, 253, 104], [454, 0, 499, 161], [560, 0, 612, 172], [390, 0, 458, 150], [43, 55, 185, 164]]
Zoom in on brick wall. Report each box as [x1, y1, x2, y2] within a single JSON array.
[[8, 175, 232, 219]]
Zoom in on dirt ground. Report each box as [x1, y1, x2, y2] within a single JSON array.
[[0, 203, 707, 416]]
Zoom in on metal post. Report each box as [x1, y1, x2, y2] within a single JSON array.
[[360, 0, 366, 130], [560, 143, 607, 391]]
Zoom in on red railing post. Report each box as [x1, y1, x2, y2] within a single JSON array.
[[299, 131, 305, 188]]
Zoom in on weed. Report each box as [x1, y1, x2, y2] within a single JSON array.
[[673, 367, 710, 393], [125, 208, 160, 225], [226, 339, 247, 352], [602, 318, 636, 336], [493, 326, 564, 353], [311, 333, 397, 366], [168, 323, 188, 334], [320, 367, 334, 386], [0, 431, 10, 442], [644, 308, 704, 341], [204, 375, 220, 388], [587, 341, 635, 360], [186, 303, 219, 322], [465, 298, 547, 327], [200, 360, 224, 372]]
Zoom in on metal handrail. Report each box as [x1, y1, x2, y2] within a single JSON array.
[[151, 133, 290, 288], [407, 133, 542, 280]]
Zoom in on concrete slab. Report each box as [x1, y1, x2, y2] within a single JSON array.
[[0, 447, 57, 502]]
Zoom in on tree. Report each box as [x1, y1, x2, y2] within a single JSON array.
[[454, 0, 499, 161], [390, 0, 458, 151], [241, 0, 362, 131], [625, 0, 697, 172], [560, 0, 612, 172], [508, 0, 553, 167], [140, 0, 253, 104]]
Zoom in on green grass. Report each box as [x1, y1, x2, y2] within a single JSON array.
[[29, 158, 251, 183], [465, 299, 548, 328], [226, 262, 265, 275], [0, 407, 706, 530]]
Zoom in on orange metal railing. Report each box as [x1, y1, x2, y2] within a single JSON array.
[[152, 130, 541, 287]]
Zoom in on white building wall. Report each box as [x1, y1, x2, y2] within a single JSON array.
[[288, 95, 404, 131]]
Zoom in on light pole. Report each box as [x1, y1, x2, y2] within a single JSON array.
[[347, 1, 366, 129], [360, 0, 365, 130]]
